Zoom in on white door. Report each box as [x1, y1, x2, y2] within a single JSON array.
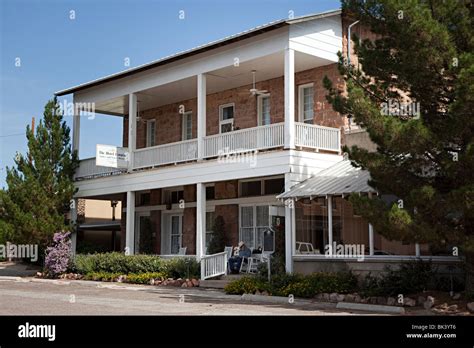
[[169, 215, 183, 254]]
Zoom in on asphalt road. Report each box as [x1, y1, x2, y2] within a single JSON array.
[[0, 279, 362, 315]]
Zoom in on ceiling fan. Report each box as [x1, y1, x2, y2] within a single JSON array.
[[249, 70, 268, 96]]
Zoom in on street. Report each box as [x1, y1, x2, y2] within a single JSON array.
[[0, 278, 363, 315]]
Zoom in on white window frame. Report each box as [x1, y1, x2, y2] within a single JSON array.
[[146, 119, 156, 147], [257, 94, 271, 126], [219, 103, 235, 133], [181, 111, 193, 141], [298, 83, 314, 123], [169, 214, 183, 255], [238, 203, 274, 252]]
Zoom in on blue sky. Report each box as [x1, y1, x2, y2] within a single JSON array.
[[0, 0, 340, 188]]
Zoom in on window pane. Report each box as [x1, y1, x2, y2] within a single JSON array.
[[220, 122, 233, 133], [264, 178, 284, 195], [240, 180, 261, 197], [261, 97, 271, 125], [256, 205, 269, 226], [206, 186, 215, 200], [302, 86, 314, 122], [221, 106, 234, 120], [241, 206, 253, 227]]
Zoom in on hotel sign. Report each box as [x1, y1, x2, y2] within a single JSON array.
[[96, 144, 129, 168]]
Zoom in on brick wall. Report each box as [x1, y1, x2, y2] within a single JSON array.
[[123, 65, 348, 148]]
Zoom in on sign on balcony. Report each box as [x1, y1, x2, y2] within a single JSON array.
[[96, 144, 129, 168]]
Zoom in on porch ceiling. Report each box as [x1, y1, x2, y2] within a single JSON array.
[[92, 51, 331, 116]]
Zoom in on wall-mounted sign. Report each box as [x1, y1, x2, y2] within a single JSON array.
[[96, 144, 129, 168]]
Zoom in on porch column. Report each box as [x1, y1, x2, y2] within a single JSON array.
[[415, 243, 421, 257], [72, 99, 81, 154], [284, 173, 294, 273], [70, 198, 78, 256], [368, 223, 374, 256], [196, 183, 206, 261], [327, 195, 333, 254], [284, 48, 295, 149], [197, 74, 207, 160], [128, 93, 137, 172], [125, 191, 135, 255]]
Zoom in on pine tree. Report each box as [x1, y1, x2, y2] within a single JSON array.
[[0, 98, 78, 253], [324, 1, 473, 287]]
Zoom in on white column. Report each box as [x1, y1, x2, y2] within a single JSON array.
[[125, 191, 135, 255], [72, 99, 81, 154], [328, 195, 333, 254], [368, 223, 374, 256], [197, 74, 207, 160], [284, 173, 294, 273], [196, 183, 206, 261], [415, 243, 421, 257], [128, 93, 137, 172], [284, 48, 295, 149], [70, 198, 78, 256]]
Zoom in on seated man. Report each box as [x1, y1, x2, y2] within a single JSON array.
[[228, 241, 251, 274]]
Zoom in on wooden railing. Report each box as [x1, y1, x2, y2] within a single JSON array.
[[203, 122, 284, 158], [295, 122, 340, 152], [74, 157, 125, 180], [133, 139, 198, 169], [200, 251, 228, 280]]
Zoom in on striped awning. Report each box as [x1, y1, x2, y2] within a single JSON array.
[[277, 160, 376, 199]]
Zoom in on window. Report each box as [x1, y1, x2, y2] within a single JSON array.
[[170, 215, 182, 254], [239, 205, 274, 251], [136, 192, 151, 206], [146, 120, 156, 147], [219, 103, 234, 133], [299, 84, 314, 124], [240, 180, 262, 197], [206, 186, 215, 200], [182, 111, 193, 140], [170, 190, 184, 204], [205, 211, 215, 250], [240, 177, 285, 197], [257, 95, 271, 126], [264, 178, 284, 195]]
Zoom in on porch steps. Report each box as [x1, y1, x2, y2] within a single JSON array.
[[199, 274, 251, 289]]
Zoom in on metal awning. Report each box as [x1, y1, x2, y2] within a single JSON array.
[[277, 160, 376, 199]]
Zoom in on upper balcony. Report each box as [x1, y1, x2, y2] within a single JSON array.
[[60, 11, 344, 181]]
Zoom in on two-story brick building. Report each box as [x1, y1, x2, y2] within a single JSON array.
[[55, 9, 459, 279]]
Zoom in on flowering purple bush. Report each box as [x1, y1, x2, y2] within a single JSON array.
[[44, 231, 72, 277]]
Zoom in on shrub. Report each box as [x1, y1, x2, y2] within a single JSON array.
[[72, 253, 199, 279], [224, 276, 268, 295], [126, 272, 165, 284], [44, 232, 72, 277], [224, 272, 357, 298], [162, 257, 200, 279], [83, 272, 121, 282], [360, 260, 436, 296], [72, 253, 163, 274]]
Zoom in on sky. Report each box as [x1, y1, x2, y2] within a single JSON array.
[[0, 0, 340, 188]]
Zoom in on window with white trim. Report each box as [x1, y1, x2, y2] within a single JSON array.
[[182, 111, 193, 140], [205, 211, 215, 250], [219, 103, 234, 133], [257, 95, 271, 126], [146, 119, 156, 147], [298, 84, 314, 124]]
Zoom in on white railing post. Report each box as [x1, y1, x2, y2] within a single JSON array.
[[196, 182, 206, 262], [125, 191, 135, 255]]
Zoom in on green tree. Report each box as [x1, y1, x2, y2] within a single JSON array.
[[0, 98, 78, 254], [324, 1, 473, 288], [207, 215, 227, 254]]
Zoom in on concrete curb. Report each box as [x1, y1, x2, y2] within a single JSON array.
[[0, 276, 23, 281], [336, 302, 405, 314]]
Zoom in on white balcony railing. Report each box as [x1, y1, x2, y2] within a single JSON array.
[[133, 138, 198, 169], [295, 122, 340, 152], [203, 122, 284, 158], [74, 157, 125, 180], [75, 122, 340, 179]]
